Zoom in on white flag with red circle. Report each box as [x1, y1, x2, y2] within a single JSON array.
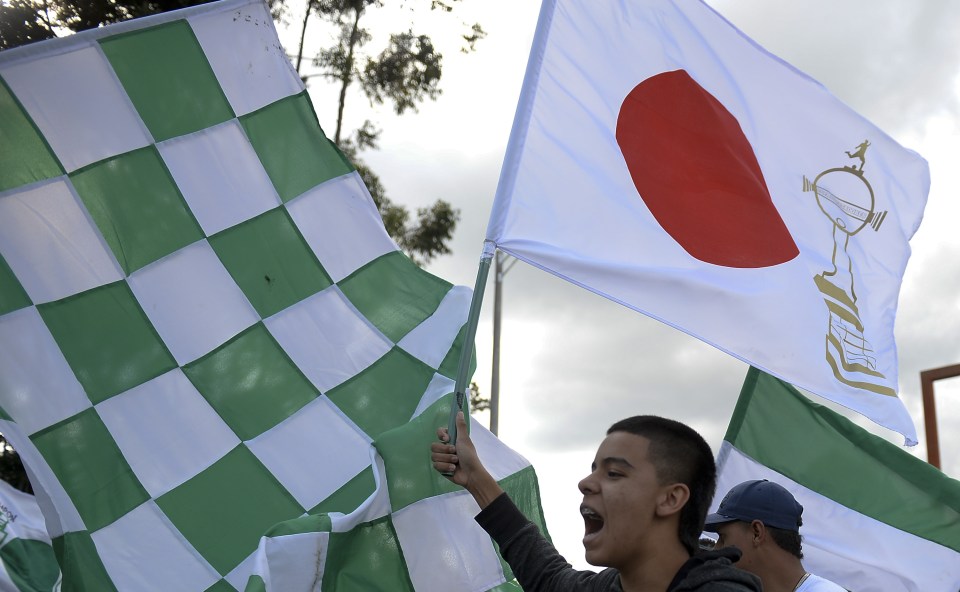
[[486, 0, 929, 444]]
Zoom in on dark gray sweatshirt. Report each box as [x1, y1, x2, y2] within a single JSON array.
[[476, 493, 762, 592]]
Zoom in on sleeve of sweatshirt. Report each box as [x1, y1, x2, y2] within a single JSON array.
[[475, 492, 615, 591]]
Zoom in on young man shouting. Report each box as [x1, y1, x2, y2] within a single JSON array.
[[431, 412, 761, 592]]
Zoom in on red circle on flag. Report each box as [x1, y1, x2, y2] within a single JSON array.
[[616, 70, 799, 268]]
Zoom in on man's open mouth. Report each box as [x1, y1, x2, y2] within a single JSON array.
[[580, 505, 604, 538]]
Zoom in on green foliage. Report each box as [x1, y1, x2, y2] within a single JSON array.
[[306, 0, 483, 139], [0, 0, 215, 49], [468, 381, 489, 413], [0, 435, 31, 494], [0, 0, 54, 49], [361, 31, 441, 115], [299, 0, 484, 265]]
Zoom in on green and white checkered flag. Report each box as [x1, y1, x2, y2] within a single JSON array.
[[0, 0, 547, 589]]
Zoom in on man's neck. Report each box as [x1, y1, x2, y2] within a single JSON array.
[[755, 555, 807, 592], [617, 540, 689, 592]]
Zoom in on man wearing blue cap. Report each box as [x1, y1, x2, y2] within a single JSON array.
[[704, 480, 846, 592]]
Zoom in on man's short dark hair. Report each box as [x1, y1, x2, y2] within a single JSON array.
[[607, 415, 716, 555], [768, 519, 803, 559]]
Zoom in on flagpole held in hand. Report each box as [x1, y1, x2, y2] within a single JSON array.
[[443, 241, 496, 473]]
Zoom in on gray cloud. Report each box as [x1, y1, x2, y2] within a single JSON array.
[[498, 268, 748, 453], [708, 0, 960, 136], [896, 246, 960, 374]]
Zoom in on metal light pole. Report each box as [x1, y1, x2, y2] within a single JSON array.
[[490, 251, 517, 436], [490, 253, 502, 435], [919, 363, 960, 469]]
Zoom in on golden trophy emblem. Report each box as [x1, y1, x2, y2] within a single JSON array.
[[803, 141, 895, 396]]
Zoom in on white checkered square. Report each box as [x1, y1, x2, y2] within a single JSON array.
[[224, 550, 259, 591], [157, 120, 280, 236], [127, 240, 259, 365], [398, 285, 471, 368], [0, 179, 123, 304], [392, 491, 506, 592], [96, 369, 240, 497], [411, 373, 456, 419], [92, 500, 221, 591], [472, 424, 532, 481], [286, 173, 397, 282], [188, 1, 304, 117], [1, 44, 151, 172], [264, 286, 391, 393], [0, 307, 92, 435], [246, 397, 371, 511]]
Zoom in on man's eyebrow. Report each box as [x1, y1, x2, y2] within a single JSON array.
[[591, 457, 635, 471]]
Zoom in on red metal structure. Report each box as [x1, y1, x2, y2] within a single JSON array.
[[919, 363, 960, 469]]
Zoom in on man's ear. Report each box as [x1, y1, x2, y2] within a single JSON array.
[[656, 483, 690, 517], [749, 520, 766, 546]]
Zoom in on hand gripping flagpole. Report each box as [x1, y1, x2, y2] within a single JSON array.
[[444, 240, 496, 459]]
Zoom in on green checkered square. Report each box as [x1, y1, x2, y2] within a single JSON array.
[[0, 252, 31, 315], [70, 146, 204, 274], [326, 348, 435, 439], [496, 466, 551, 583], [308, 466, 376, 516], [155, 445, 304, 575], [209, 207, 332, 318], [0, 76, 63, 193], [183, 323, 319, 441], [37, 281, 177, 404], [52, 531, 117, 592], [339, 251, 453, 343], [32, 408, 149, 532], [375, 394, 460, 512], [499, 467, 549, 537], [239, 93, 353, 202], [99, 21, 234, 142], [204, 580, 238, 592], [321, 516, 415, 592]]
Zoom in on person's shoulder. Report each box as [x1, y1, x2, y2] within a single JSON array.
[[798, 573, 848, 592], [670, 549, 761, 592]]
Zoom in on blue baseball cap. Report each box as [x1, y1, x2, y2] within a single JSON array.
[[704, 479, 803, 532]]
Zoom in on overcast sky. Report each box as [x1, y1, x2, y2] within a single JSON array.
[[285, 0, 960, 569]]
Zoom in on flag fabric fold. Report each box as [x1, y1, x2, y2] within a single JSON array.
[[0, 1, 546, 589], [487, 0, 930, 444], [245, 396, 547, 592], [714, 368, 960, 592]]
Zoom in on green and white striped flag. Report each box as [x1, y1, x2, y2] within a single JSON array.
[[0, 479, 61, 591], [0, 0, 546, 589], [714, 368, 960, 592]]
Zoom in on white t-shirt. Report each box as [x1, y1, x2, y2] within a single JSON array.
[[796, 573, 847, 591]]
